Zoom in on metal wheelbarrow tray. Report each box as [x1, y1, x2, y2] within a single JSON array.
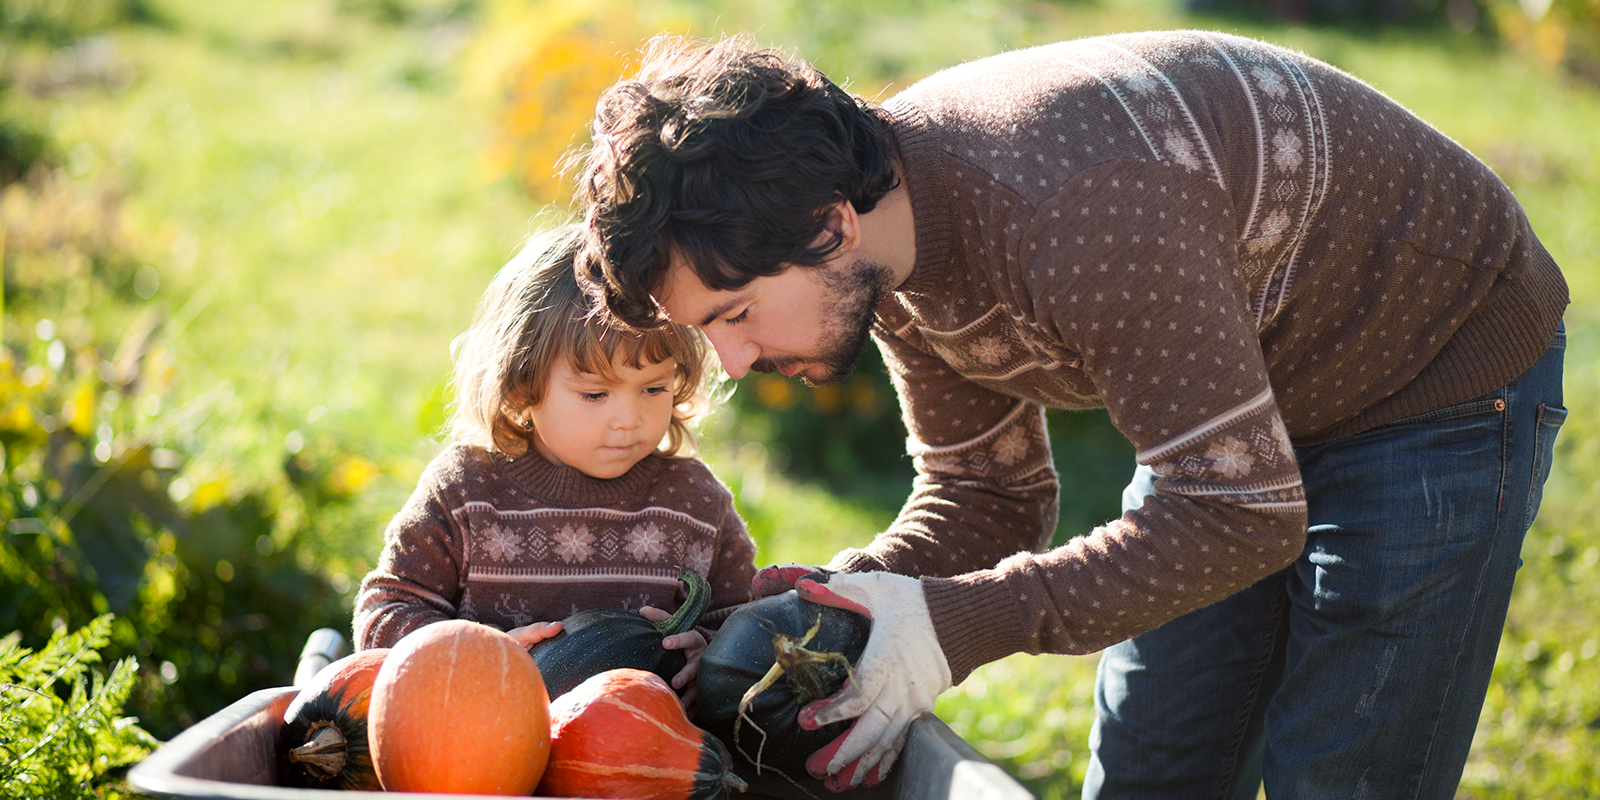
[[128, 685, 1034, 800]]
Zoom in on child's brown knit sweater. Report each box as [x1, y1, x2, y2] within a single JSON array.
[[354, 444, 757, 649], [827, 31, 1568, 682]]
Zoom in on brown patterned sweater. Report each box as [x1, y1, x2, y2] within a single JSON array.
[[826, 31, 1568, 682], [354, 444, 757, 649]]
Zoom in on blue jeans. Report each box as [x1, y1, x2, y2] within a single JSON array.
[[1084, 324, 1567, 800]]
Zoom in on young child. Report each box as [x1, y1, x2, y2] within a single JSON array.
[[354, 224, 757, 689]]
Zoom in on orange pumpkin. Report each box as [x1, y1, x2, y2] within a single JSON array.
[[537, 668, 748, 799], [367, 620, 552, 794]]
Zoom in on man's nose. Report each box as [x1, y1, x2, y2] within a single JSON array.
[[704, 329, 758, 380]]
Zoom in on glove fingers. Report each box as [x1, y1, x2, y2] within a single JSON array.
[[795, 578, 873, 618], [824, 758, 868, 793], [865, 754, 893, 786], [804, 729, 849, 778], [824, 703, 895, 772], [824, 759, 889, 791], [752, 563, 822, 596], [806, 711, 908, 788], [800, 681, 872, 729], [791, 570, 942, 790], [856, 717, 911, 784]]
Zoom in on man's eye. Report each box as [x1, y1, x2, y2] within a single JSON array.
[[726, 308, 750, 325]]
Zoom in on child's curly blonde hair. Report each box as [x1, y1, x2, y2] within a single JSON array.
[[448, 224, 716, 458]]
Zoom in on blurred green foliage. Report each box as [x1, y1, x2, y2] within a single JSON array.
[[1196, 0, 1600, 90], [1481, 0, 1600, 84], [716, 344, 1136, 542], [0, 0, 154, 44], [1187, 0, 1489, 27], [0, 614, 157, 799], [0, 100, 45, 185], [0, 289, 350, 741], [721, 347, 916, 508], [0, 13, 354, 737]]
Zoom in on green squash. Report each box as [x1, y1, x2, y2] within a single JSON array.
[[694, 590, 871, 783], [278, 648, 388, 790], [531, 566, 711, 697]]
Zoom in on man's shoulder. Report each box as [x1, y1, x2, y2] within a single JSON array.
[[884, 29, 1322, 123], [886, 30, 1218, 97]]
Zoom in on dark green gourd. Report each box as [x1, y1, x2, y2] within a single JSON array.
[[531, 566, 711, 698], [278, 648, 388, 790], [694, 590, 872, 781]]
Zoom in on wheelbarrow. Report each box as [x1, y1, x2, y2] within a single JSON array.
[[127, 629, 1035, 799]]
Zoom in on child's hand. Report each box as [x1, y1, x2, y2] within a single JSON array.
[[506, 621, 562, 649], [640, 606, 709, 710]]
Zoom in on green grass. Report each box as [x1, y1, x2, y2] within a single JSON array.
[[5, 0, 1598, 796]]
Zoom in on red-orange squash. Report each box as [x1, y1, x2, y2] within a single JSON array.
[[537, 668, 748, 799], [278, 648, 388, 790], [367, 620, 552, 794]]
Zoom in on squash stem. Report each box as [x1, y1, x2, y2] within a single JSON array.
[[657, 566, 712, 637], [736, 659, 787, 773], [287, 722, 348, 780]]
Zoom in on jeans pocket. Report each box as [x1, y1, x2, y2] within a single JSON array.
[[1383, 395, 1505, 429], [1526, 402, 1569, 529]]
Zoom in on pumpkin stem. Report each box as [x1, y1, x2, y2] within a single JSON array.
[[656, 566, 712, 637], [287, 722, 348, 780]]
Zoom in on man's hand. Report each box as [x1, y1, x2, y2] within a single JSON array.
[[792, 572, 951, 791], [751, 563, 834, 598]]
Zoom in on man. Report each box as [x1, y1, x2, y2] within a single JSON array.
[[575, 30, 1568, 798]]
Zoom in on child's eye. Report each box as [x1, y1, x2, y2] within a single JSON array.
[[644, 385, 670, 396], [579, 391, 607, 402]]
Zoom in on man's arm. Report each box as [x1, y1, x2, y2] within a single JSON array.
[[921, 159, 1310, 675], [826, 326, 1061, 580], [795, 159, 1311, 790]]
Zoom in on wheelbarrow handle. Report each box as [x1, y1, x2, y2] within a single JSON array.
[[293, 627, 352, 687]]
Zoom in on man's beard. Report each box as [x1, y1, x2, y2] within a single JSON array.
[[752, 258, 894, 387]]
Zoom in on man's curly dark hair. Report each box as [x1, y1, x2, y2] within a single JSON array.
[[573, 33, 899, 329]]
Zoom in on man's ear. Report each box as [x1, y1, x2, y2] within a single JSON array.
[[820, 196, 862, 254]]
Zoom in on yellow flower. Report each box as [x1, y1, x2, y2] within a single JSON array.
[[466, 0, 670, 203]]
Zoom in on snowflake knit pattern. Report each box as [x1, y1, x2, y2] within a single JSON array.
[[828, 30, 1567, 681], [354, 444, 757, 649]]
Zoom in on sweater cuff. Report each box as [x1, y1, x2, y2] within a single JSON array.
[[920, 571, 1030, 685]]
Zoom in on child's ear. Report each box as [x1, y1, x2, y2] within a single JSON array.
[[503, 389, 538, 425]]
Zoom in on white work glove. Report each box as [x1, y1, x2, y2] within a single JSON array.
[[792, 572, 952, 791]]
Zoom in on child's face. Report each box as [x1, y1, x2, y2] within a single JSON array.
[[528, 354, 677, 479]]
